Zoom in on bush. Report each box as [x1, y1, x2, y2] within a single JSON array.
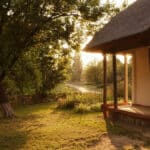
[[57, 95, 102, 113], [117, 81, 132, 99], [75, 103, 91, 113], [73, 93, 102, 105], [50, 84, 77, 95], [57, 95, 79, 110], [90, 103, 101, 112], [55, 84, 103, 113], [75, 103, 101, 114]]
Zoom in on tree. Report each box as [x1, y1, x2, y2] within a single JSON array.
[[0, 0, 120, 117], [4, 41, 72, 101], [7, 54, 37, 95], [84, 61, 103, 86], [71, 52, 82, 82], [37, 44, 71, 96]]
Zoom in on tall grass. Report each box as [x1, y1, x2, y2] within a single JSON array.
[[53, 84, 102, 113], [53, 83, 132, 113]]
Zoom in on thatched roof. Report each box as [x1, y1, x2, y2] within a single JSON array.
[[85, 0, 150, 53]]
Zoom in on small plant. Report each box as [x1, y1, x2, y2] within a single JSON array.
[[57, 96, 79, 110], [75, 103, 91, 113], [55, 84, 103, 112], [90, 103, 101, 112]]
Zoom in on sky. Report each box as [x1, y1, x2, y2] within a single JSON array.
[[81, 52, 132, 67], [81, 0, 136, 67], [100, 0, 136, 7]]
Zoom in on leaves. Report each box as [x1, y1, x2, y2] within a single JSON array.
[[0, 0, 122, 96]]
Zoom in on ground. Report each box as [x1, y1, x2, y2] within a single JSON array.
[[0, 102, 149, 150]]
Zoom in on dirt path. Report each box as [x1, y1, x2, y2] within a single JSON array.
[[67, 83, 101, 94], [88, 134, 149, 150]]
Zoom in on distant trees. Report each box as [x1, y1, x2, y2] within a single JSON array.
[[84, 55, 132, 98], [71, 52, 82, 82], [84, 61, 103, 86]]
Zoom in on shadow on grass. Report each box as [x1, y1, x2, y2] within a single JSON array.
[[15, 102, 55, 116], [104, 119, 150, 150], [0, 131, 27, 150], [0, 103, 56, 150], [52, 106, 102, 121], [0, 118, 28, 150]]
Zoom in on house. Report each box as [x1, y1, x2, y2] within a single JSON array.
[[85, 0, 150, 123]]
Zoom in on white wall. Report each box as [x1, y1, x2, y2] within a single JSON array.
[[133, 47, 150, 106]]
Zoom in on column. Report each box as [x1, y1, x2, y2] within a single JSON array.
[[112, 54, 118, 109], [103, 53, 107, 105], [124, 55, 128, 103]]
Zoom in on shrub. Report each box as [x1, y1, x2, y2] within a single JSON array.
[[90, 103, 101, 112], [55, 84, 103, 113], [72, 93, 102, 105], [57, 96, 79, 110], [75, 103, 91, 113]]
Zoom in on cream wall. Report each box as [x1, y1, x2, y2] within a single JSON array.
[[133, 47, 150, 106]]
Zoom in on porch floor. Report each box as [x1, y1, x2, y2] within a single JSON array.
[[119, 105, 150, 116], [107, 104, 150, 120]]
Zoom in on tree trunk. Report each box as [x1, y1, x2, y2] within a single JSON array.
[[0, 102, 15, 118], [0, 82, 15, 118]]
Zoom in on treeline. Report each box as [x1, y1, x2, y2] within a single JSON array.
[[71, 55, 132, 98], [85, 57, 132, 84]]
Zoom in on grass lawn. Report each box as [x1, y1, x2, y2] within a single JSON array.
[[0, 102, 149, 150], [0, 102, 106, 150]]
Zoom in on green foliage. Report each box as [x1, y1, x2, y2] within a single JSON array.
[[71, 52, 82, 82], [6, 53, 38, 95], [75, 103, 91, 113], [84, 55, 132, 99], [3, 77, 20, 95], [117, 81, 132, 99], [3, 40, 72, 96], [75, 103, 101, 113], [57, 97, 78, 110], [85, 61, 103, 85], [90, 103, 101, 112], [0, 0, 118, 78], [37, 45, 71, 95], [55, 85, 102, 113], [50, 84, 77, 96], [0, 0, 122, 101]]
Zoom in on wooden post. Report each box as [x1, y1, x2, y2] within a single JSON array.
[[124, 55, 128, 103], [112, 54, 118, 109], [102, 53, 107, 118], [103, 54, 107, 105]]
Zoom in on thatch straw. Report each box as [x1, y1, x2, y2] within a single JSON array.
[[85, 0, 150, 52]]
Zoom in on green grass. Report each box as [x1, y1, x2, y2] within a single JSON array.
[[0, 102, 107, 150], [0, 83, 143, 149], [0, 102, 149, 150]]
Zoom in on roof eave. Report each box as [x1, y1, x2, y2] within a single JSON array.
[[84, 28, 150, 53]]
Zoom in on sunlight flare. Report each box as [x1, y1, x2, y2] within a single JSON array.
[[100, 0, 136, 7], [81, 52, 103, 67], [81, 52, 132, 67], [117, 55, 132, 64]]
